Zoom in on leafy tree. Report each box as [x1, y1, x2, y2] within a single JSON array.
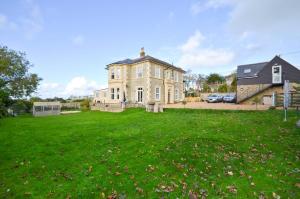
[[206, 73, 225, 84], [202, 82, 211, 92], [218, 84, 228, 93], [252, 96, 260, 110], [230, 73, 237, 92], [195, 74, 206, 95], [0, 45, 41, 117]]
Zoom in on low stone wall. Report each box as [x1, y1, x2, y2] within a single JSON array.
[[240, 85, 283, 105], [237, 84, 271, 103]]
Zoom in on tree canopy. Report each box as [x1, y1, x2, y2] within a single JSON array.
[[206, 73, 225, 84], [0, 45, 41, 117]]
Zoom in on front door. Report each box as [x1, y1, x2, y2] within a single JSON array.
[[168, 89, 171, 104], [137, 87, 143, 103]]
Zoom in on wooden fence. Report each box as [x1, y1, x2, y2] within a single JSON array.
[[275, 92, 300, 107]]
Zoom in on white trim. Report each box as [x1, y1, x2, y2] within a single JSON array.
[[175, 88, 179, 101], [155, 66, 161, 78], [111, 68, 115, 79], [272, 65, 282, 84], [116, 67, 121, 79], [155, 86, 161, 101], [136, 65, 143, 78], [135, 86, 144, 103]]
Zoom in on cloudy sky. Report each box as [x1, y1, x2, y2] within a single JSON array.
[[1, 0, 300, 98]]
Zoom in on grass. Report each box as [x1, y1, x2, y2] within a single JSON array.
[[0, 108, 300, 198]]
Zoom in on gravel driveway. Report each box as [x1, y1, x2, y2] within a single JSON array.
[[164, 102, 269, 110]]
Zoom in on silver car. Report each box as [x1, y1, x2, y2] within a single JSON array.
[[206, 94, 223, 103]]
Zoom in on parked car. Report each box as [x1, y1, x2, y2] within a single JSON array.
[[206, 94, 223, 103], [223, 93, 236, 103]]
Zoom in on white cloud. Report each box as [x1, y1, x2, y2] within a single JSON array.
[[192, 0, 300, 34], [0, 0, 43, 38], [0, 14, 7, 29], [177, 30, 235, 68], [37, 77, 105, 98], [64, 76, 97, 96], [0, 14, 18, 30], [180, 30, 205, 52], [228, 0, 300, 34], [72, 35, 85, 46], [245, 43, 261, 51], [21, 0, 44, 39], [37, 82, 64, 98], [191, 0, 232, 15]]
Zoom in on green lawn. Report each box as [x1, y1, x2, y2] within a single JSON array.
[[0, 109, 300, 198]]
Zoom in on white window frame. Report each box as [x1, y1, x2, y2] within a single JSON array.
[[116, 88, 120, 99], [175, 88, 179, 100], [174, 71, 179, 82], [272, 65, 282, 84], [136, 87, 143, 103], [116, 68, 121, 79], [155, 66, 161, 78], [111, 88, 115, 99], [111, 68, 115, 79], [155, 87, 161, 101], [244, 69, 251, 73], [136, 65, 143, 78]]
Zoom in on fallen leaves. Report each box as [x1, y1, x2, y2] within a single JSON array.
[[146, 165, 155, 172], [226, 185, 237, 193], [226, 171, 233, 176], [272, 192, 280, 199], [155, 184, 175, 193]]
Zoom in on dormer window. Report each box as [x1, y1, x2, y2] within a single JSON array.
[[244, 69, 251, 73]]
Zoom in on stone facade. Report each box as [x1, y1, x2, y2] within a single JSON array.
[[96, 49, 185, 105], [238, 83, 299, 105], [237, 84, 271, 103], [93, 89, 108, 103]]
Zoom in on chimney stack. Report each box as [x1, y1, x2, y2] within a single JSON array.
[[140, 47, 145, 57]]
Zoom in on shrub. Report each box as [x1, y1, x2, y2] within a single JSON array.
[[80, 99, 90, 111]]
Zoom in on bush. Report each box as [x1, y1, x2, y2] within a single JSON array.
[[80, 99, 90, 111], [269, 106, 276, 110]]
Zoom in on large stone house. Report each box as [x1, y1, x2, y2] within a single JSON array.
[[237, 56, 300, 104], [95, 48, 185, 105]]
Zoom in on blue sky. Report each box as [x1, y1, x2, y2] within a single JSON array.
[[1, 0, 300, 98]]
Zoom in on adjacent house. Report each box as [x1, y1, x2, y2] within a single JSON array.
[[237, 56, 300, 104], [95, 48, 185, 105], [93, 89, 108, 104]]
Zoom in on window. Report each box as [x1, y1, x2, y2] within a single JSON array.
[[175, 89, 179, 100], [137, 87, 143, 102], [155, 66, 161, 78], [95, 92, 99, 98], [174, 71, 179, 82], [136, 65, 143, 78], [35, 106, 42, 112], [273, 66, 280, 73], [44, 106, 52, 111], [244, 69, 251, 73], [155, 87, 160, 100], [116, 88, 120, 99], [111, 68, 115, 79], [111, 88, 115, 99], [165, 71, 170, 79], [116, 68, 121, 79], [53, 106, 59, 111]]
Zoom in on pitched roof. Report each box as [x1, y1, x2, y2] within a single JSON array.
[[237, 62, 268, 79], [107, 55, 185, 72]]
